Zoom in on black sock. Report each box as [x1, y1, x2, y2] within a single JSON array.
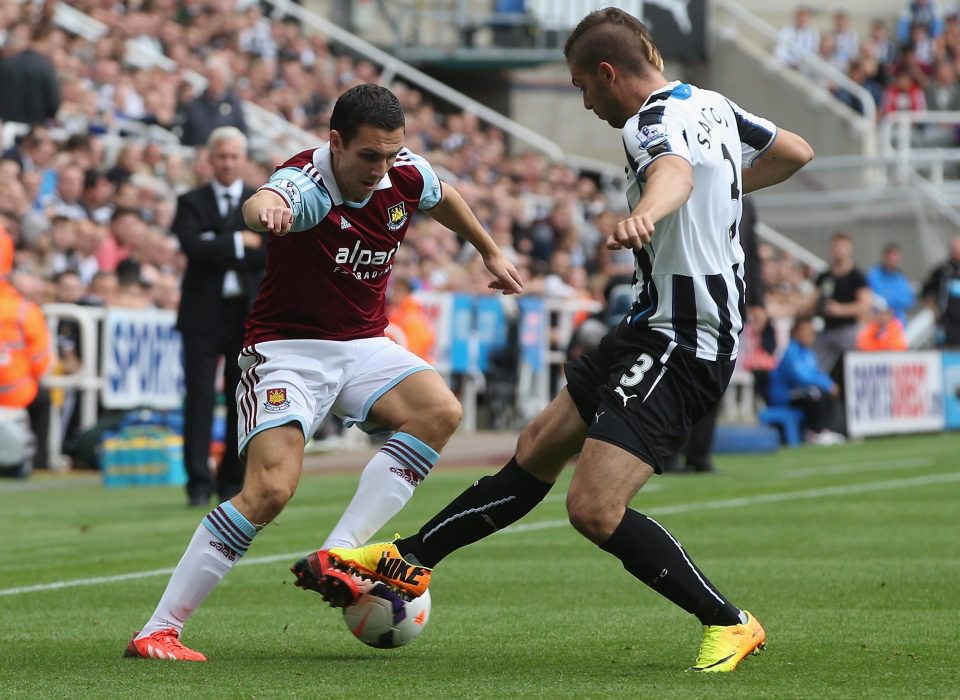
[[396, 456, 553, 569], [600, 509, 742, 626]]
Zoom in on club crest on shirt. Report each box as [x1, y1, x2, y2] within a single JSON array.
[[264, 387, 291, 412], [638, 123, 668, 150], [386, 201, 408, 231]]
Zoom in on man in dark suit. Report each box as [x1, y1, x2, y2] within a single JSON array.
[[174, 126, 265, 506], [0, 28, 60, 125]]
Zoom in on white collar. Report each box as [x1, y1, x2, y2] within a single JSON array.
[[313, 142, 393, 207], [211, 178, 243, 200]]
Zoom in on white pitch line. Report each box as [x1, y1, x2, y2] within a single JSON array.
[[1, 471, 958, 597], [780, 457, 933, 479]]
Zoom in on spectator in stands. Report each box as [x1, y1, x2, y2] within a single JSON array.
[[96, 207, 143, 273], [936, 13, 960, 63], [82, 170, 114, 225], [105, 142, 143, 185], [899, 0, 944, 42], [238, 5, 277, 60], [151, 269, 180, 311], [867, 19, 898, 80], [880, 67, 927, 116], [3, 127, 56, 176], [0, 27, 60, 125], [72, 220, 103, 284], [179, 58, 247, 146], [174, 126, 263, 507], [776, 6, 820, 70], [40, 163, 86, 221], [46, 215, 82, 277], [921, 61, 960, 143], [857, 297, 909, 351], [813, 232, 872, 377], [836, 58, 883, 115], [926, 60, 960, 107], [832, 11, 860, 68], [817, 33, 848, 74], [866, 242, 915, 323], [922, 234, 960, 347], [112, 258, 152, 309], [0, 228, 52, 476], [906, 21, 937, 75], [86, 269, 117, 306], [769, 316, 844, 445]]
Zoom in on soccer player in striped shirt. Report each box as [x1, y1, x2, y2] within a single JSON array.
[[323, 9, 814, 673]]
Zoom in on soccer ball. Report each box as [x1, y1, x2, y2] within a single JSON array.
[[342, 583, 431, 648]]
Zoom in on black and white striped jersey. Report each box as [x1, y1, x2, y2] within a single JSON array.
[[622, 81, 777, 361]]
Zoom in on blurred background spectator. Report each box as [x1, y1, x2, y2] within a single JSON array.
[[813, 232, 872, 378], [866, 242, 916, 323], [0, 26, 60, 125], [856, 297, 909, 350], [769, 316, 845, 446], [922, 234, 960, 347]]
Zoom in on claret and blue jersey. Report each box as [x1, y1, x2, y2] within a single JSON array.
[[244, 143, 442, 345]]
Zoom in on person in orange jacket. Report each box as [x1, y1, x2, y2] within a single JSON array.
[[856, 296, 909, 351], [387, 277, 436, 363], [0, 227, 52, 410]]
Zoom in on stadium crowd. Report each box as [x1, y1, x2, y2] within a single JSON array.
[[0, 0, 956, 466], [776, 1, 960, 126]]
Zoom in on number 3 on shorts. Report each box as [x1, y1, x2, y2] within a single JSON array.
[[619, 354, 654, 387]]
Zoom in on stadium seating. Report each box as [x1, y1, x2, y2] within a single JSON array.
[[758, 405, 806, 447]]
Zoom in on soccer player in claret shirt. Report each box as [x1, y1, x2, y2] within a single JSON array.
[[323, 9, 814, 673], [124, 84, 523, 662]]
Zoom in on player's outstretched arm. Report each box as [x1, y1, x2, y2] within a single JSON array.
[[610, 155, 693, 251], [242, 189, 293, 236], [426, 182, 523, 295], [742, 128, 814, 194]]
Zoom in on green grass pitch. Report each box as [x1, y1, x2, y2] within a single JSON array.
[[2, 433, 959, 699]]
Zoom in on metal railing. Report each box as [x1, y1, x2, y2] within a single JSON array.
[[40, 304, 106, 469], [52, 1, 108, 42], [711, 0, 876, 147]]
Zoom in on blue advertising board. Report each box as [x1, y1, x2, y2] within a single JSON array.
[[942, 351, 960, 429]]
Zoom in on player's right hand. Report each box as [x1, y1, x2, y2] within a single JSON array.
[[260, 206, 293, 235], [609, 212, 655, 251]]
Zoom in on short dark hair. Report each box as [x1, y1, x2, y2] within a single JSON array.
[[329, 84, 405, 145], [111, 207, 141, 223], [564, 8, 663, 73]]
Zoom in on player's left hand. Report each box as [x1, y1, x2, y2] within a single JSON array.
[[609, 213, 655, 251], [483, 252, 524, 295]]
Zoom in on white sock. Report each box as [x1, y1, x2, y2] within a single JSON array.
[[322, 432, 439, 549], [139, 502, 257, 638]]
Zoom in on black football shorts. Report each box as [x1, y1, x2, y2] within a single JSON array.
[[564, 319, 735, 474]]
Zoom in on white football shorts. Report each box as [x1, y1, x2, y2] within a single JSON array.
[[235, 337, 434, 456]]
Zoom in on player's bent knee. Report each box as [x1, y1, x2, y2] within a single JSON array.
[[566, 492, 621, 544], [239, 478, 295, 523], [422, 395, 462, 437]]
